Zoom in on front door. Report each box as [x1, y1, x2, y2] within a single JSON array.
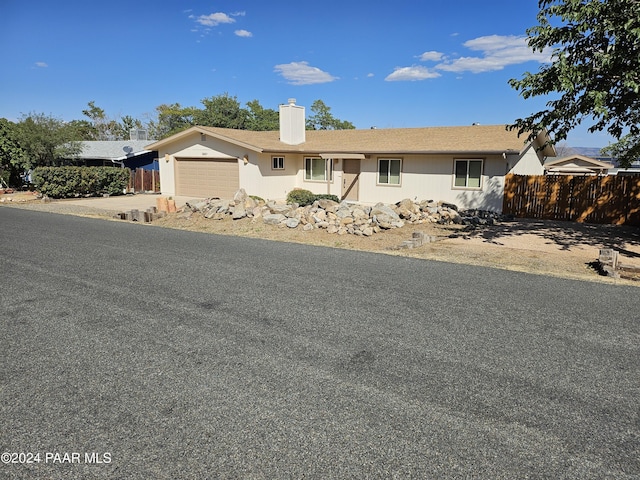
[[341, 159, 360, 201]]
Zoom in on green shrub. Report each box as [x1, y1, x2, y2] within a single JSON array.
[[286, 189, 340, 206], [314, 193, 340, 203], [286, 189, 317, 206], [32, 166, 130, 198]]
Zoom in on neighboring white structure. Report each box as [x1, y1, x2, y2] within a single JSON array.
[[147, 101, 554, 212], [543, 154, 614, 175]]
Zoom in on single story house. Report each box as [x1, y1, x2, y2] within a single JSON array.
[[543, 154, 614, 175], [610, 159, 640, 176], [73, 140, 159, 170], [147, 100, 555, 212]]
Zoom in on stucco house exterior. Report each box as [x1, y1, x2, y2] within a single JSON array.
[[147, 100, 555, 212]]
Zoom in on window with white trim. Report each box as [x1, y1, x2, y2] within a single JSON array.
[[454, 159, 483, 188], [304, 157, 333, 181], [378, 158, 401, 185], [272, 156, 284, 170]]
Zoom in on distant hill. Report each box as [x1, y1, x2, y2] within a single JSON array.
[[565, 146, 606, 157], [556, 145, 603, 158]]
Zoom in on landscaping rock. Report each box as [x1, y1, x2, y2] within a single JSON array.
[[232, 203, 247, 220], [263, 213, 286, 225], [269, 203, 292, 216], [315, 199, 339, 212], [183, 188, 511, 239], [285, 218, 300, 228], [233, 188, 248, 204], [371, 203, 402, 229]]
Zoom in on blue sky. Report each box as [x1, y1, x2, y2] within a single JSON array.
[[0, 0, 613, 147]]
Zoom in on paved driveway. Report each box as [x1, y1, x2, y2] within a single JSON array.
[[54, 193, 203, 212], [1, 208, 638, 478]]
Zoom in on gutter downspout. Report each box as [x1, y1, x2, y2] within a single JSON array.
[[326, 158, 331, 195]]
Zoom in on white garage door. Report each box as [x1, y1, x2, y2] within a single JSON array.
[[175, 158, 239, 199]]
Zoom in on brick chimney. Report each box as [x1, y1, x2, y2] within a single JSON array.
[[279, 98, 305, 145]]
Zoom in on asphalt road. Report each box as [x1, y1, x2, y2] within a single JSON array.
[[1, 207, 638, 479]]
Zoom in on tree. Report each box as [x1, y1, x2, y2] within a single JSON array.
[[152, 103, 197, 139], [0, 118, 25, 186], [82, 101, 121, 140], [601, 134, 639, 165], [306, 100, 355, 130], [195, 93, 247, 129], [509, 0, 640, 167], [65, 119, 97, 141], [245, 100, 279, 131], [14, 113, 82, 169], [114, 115, 144, 140]]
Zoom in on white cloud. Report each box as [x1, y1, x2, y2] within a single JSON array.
[[436, 35, 552, 73], [418, 51, 443, 62], [387, 34, 553, 81], [196, 12, 235, 27], [235, 29, 252, 38], [274, 61, 338, 85], [367, 73, 375, 77], [35, 62, 48, 68], [385, 66, 441, 82]]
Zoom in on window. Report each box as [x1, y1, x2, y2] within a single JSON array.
[[454, 159, 483, 188], [378, 158, 401, 185], [272, 156, 284, 170], [304, 157, 333, 181]]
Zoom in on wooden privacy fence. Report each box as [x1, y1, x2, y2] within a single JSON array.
[[128, 168, 160, 193], [503, 173, 640, 226]]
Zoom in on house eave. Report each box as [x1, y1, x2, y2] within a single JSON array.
[[146, 126, 264, 153], [262, 149, 523, 156]]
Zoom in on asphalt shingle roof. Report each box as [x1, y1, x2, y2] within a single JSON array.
[[77, 141, 156, 160], [147, 124, 544, 156], [196, 124, 533, 154]]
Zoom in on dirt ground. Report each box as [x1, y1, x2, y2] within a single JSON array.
[[3, 191, 640, 286]]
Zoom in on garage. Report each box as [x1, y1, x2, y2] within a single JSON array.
[[175, 158, 239, 199]]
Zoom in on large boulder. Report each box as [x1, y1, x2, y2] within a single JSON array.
[[371, 203, 402, 229], [312, 210, 327, 223], [285, 218, 300, 228], [244, 196, 258, 211], [269, 203, 292, 216], [315, 198, 339, 212], [233, 188, 248, 204], [232, 203, 247, 220], [351, 207, 368, 219], [263, 213, 286, 225], [395, 198, 419, 219]]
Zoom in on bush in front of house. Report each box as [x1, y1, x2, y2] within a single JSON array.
[[32, 166, 130, 198], [286, 189, 340, 206], [314, 193, 340, 203]]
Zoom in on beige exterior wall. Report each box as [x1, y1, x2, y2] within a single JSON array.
[[342, 154, 509, 211], [241, 153, 298, 200], [507, 144, 545, 175], [158, 133, 542, 211], [158, 149, 177, 196], [159, 132, 250, 197]]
